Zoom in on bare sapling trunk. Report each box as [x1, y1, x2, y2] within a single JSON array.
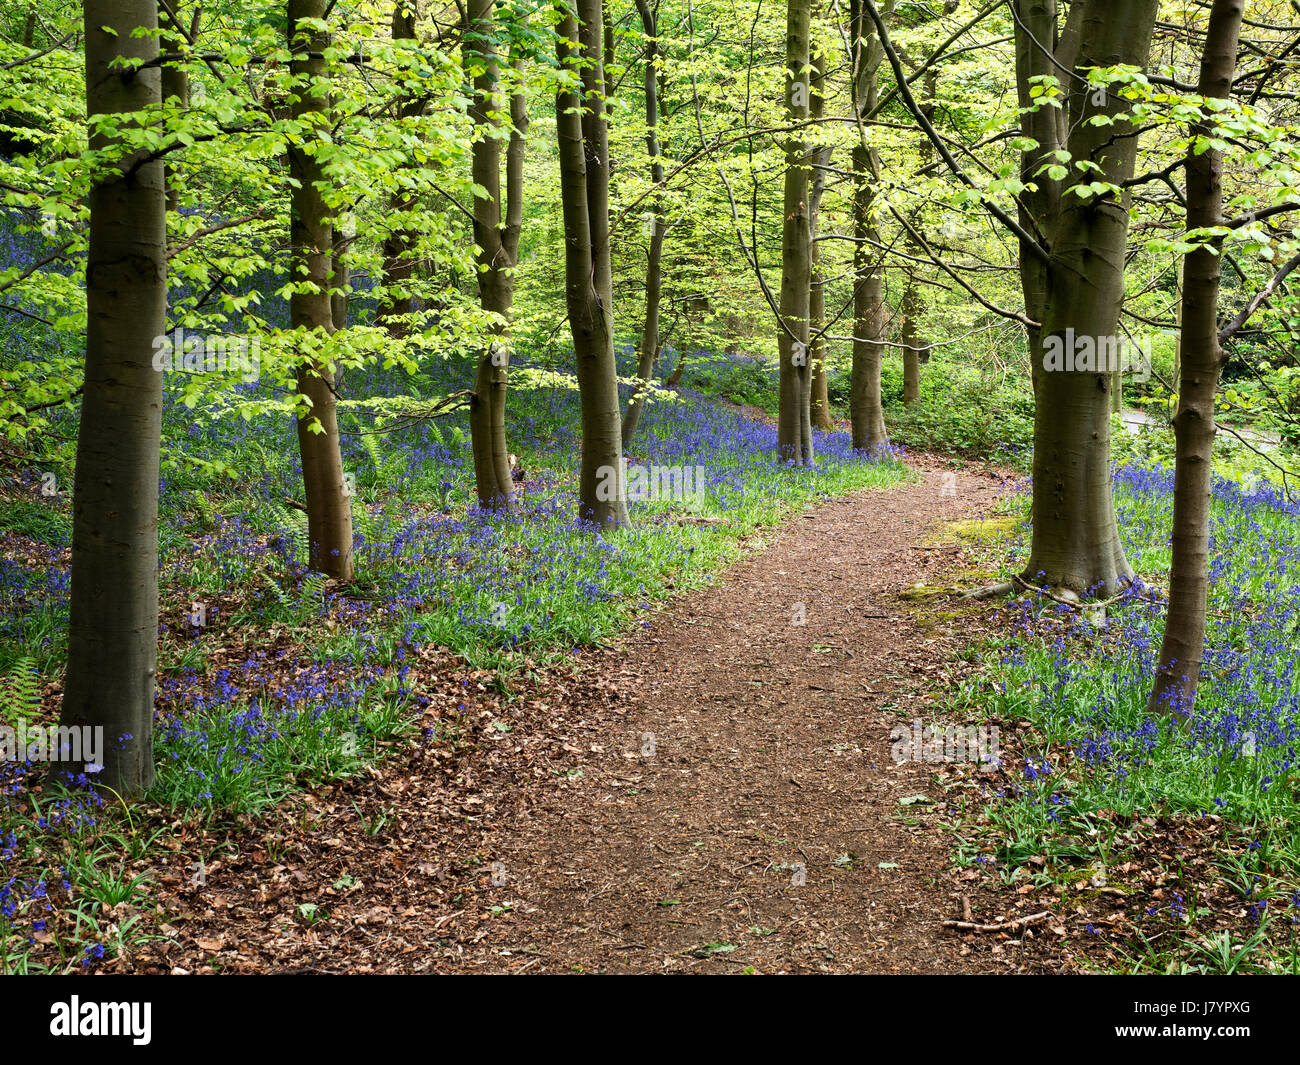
[[623, 0, 666, 446], [57, 0, 167, 795], [378, 3, 421, 337], [900, 278, 921, 404], [556, 0, 630, 529], [288, 0, 353, 580], [467, 0, 526, 509], [332, 232, 349, 390], [778, 0, 814, 464], [808, 47, 834, 432], [809, 232, 832, 430], [159, 2, 190, 217], [1148, 0, 1244, 716], [901, 67, 937, 407]]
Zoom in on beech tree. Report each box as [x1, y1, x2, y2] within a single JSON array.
[[1010, 0, 1158, 596], [1148, 0, 1245, 716], [899, 68, 938, 407], [55, 0, 167, 795], [287, 0, 354, 580], [808, 45, 834, 433], [376, 2, 421, 338], [158, 2, 194, 218], [861, 0, 1157, 593], [777, 0, 814, 465], [466, 0, 527, 509], [847, 0, 888, 451], [556, 0, 630, 528], [621, 0, 666, 446]]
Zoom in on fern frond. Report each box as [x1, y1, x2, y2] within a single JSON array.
[[1, 657, 40, 727]]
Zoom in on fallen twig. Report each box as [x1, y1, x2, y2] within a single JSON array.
[[943, 909, 1051, 934]]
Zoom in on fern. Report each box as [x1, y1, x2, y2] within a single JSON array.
[[267, 502, 308, 565], [360, 431, 383, 483], [265, 573, 291, 605], [353, 500, 380, 548], [179, 486, 218, 535], [360, 430, 409, 486], [298, 574, 327, 622], [1, 657, 40, 728]]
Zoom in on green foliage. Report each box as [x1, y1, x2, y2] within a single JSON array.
[[884, 358, 1035, 464], [673, 352, 778, 412], [0, 657, 39, 728]]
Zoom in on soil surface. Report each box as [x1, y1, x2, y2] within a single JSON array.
[[127, 457, 1040, 975]]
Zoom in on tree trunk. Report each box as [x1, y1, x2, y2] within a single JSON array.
[[777, 0, 813, 465], [332, 234, 349, 391], [158, 3, 190, 217], [900, 66, 937, 407], [377, 3, 421, 338], [808, 47, 834, 432], [900, 277, 921, 405], [1017, 0, 1157, 596], [332, 249, 349, 333], [288, 0, 353, 580], [556, 0, 629, 529], [848, 0, 888, 451], [467, 0, 525, 510], [1148, 0, 1244, 715], [1014, 0, 1066, 395], [809, 237, 832, 430], [623, 0, 665, 446], [57, 0, 167, 796]]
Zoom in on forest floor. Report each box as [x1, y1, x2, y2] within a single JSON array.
[[123, 456, 1059, 975]]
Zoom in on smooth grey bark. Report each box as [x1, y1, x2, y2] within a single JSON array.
[[556, 0, 629, 529], [288, 0, 354, 580], [1016, 0, 1156, 596], [1014, 0, 1076, 394], [57, 0, 167, 796], [622, 0, 666, 446], [378, 2, 421, 337], [900, 279, 922, 404], [848, 0, 888, 451], [1148, 0, 1244, 715], [901, 66, 937, 407], [158, 2, 190, 217], [777, 0, 814, 465], [808, 46, 834, 432], [467, 0, 525, 510]]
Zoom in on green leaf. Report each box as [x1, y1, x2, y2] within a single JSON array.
[[691, 942, 737, 957]]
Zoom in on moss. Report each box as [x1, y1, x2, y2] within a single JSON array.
[[941, 516, 1022, 544], [898, 583, 952, 602]]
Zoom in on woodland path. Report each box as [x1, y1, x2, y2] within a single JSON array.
[[128, 458, 1026, 975]]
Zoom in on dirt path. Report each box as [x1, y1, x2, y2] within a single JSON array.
[[448, 460, 1010, 974], [129, 459, 1021, 975]]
